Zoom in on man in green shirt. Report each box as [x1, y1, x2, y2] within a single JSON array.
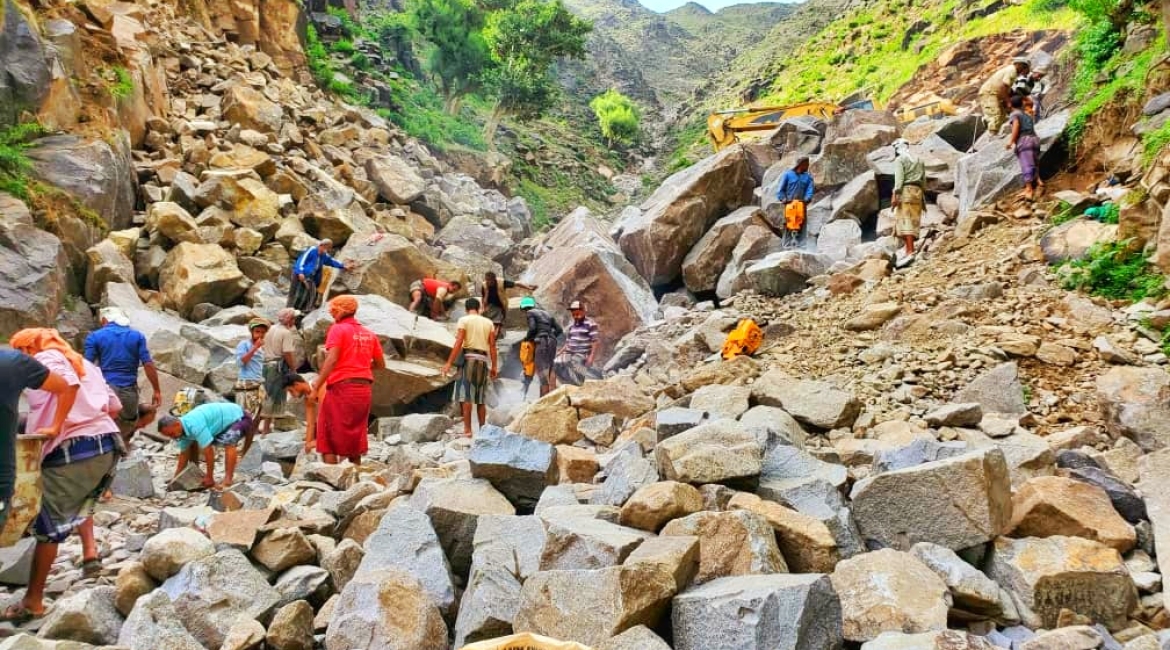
[[891, 138, 927, 263]]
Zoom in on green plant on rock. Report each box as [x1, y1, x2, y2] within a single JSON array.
[[1050, 200, 1079, 225], [305, 25, 336, 86], [1060, 239, 1167, 302], [107, 66, 135, 101], [1142, 118, 1170, 166], [331, 39, 356, 56], [0, 122, 47, 201]]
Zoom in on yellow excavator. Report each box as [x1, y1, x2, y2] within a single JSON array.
[[707, 98, 958, 151]]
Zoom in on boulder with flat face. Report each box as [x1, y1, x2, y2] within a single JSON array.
[[0, 194, 66, 339], [1096, 366, 1170, 451], [746, 251, 833, 298], [366, 155, 425, 204], [159, 549, 282, 649], [714, 223, 784, 300], [1009, 475, 1135, 552], [221, 83, 284, 133], [660, 510, 787, 585], [336, 232, 466, 308], [354, 504, 457, 618], [830, 549, 950, 643], [410, 477, 516, 577], [26, 134, 136, 231], [324, 568, 448, 650], [955, 110, 1069, 220], [619, 145, 756, 286], [655, 419, 762, 485], [469, 425, 559, 512], [682, 206, 764, 294], [158, 242, 248, 319], [1040, 217, 1118, 263]]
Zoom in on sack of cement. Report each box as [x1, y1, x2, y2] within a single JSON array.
[[459, 632, 594, 650]]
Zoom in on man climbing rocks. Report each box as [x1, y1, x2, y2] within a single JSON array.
[[775, 156, 815, 244], [554, 300, 600, 386], [442, 298, 498, 437], [84, 307, 162, 441], [288, 239, 354, 313], [408, 278, 463, 321], [979, 56, 1031, 134], [521, 296, 563, 397], [158, 402, 251, 490], [891, 138, 926, 264]]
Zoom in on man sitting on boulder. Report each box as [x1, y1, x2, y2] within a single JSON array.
[[158, 402, 251, 490], [408, 278, 463, 321], [979, 56, 1030, 134], [775, 156, 815, 245], [287, 239, 355, 313]]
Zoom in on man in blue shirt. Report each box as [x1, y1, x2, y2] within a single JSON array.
[[83, 307, 162, 440], [775, 156, 815, 238], [234, 319, 268, 421], [287, 239, 355, 313], [158, 402, 250, 489]]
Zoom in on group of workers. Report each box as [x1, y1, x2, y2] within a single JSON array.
[[772, 53, 1051, 264]]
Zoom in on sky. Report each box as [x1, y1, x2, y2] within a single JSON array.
[[638, 0, 784, 11]]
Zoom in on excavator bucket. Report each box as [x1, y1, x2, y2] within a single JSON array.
[[0, 434, 48, 547]]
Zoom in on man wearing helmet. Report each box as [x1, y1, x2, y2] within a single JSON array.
[[520, 297, 562, 397], [891, 138, 926, 264], [979, 56, 1031, 133]]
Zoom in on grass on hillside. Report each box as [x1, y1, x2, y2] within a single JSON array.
[[1066, 33, 1165, 148], [1060, 239, 1166, 301]]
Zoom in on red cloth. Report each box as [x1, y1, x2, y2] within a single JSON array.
[[316, 381, 371, 458], [422, 278, 452, 297], [324, 317, 383, 386]]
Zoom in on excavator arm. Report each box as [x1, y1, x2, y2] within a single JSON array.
[[707, 102, 841, 151]]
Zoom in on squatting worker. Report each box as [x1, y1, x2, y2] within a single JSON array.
[[278, 374, 319, 453], [234, 318, 269, 420], [521, 296, 562, 397], [442, 297, 498, 438], [6, 329, 123, 623], [84, 307, 162, 441], [891, 138, 926, 260], [260, 308, 303, 436], [158, 402, 250, 490], [775, 156, 815, 235], [288, 238, 355, 313], [408, 278, 463, 322], [979, 56, 1030, 134], [312, 295, 385, 465], [554, 300, 600, 387]]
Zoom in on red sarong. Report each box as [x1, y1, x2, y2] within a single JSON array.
[[316, 381, 372, 458]]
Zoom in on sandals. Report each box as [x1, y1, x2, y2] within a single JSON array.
[[81, 558, 101, 578], [0, 603, 41, 625]]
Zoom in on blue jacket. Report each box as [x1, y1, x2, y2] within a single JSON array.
[[292, 246, 344, 283], [777, 169, 815, 203], [176, 402, 245, 450]]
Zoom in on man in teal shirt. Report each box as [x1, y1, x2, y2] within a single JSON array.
[[157, 402, 249, 489]]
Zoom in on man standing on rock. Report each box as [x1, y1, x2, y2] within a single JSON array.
[[312, 295, 384, 464], [234, 319, 269, 423], [775, 156, 815, 246], [83, 307, 162, 442], [158, 402, 250, 490], [979, 56, 1031, 134], [442, 298, 499, 437], [408, 278, 463, 322], [521, 296, 562, 397], [288, 239, 354, 313], [554, 300, 600, 387], [260, 309, 303, 436], [891, 138, 926, 264]]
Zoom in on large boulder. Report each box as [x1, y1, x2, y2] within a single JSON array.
[[454, 561, 523, 647], [953, 362, 1027, 415], [955, 110, 1069, 220], [37, 586, 122, 645], [987, 535, 1137, 630], [158, 242, 248, 319], [159, 549, 282, 649], [1009, 476, 1135, 552], [410, 477, 516, 576], [655, 420, 762, 485], [0, 194, 66, 339], [591, 443, 661, 507], [117, 590, 204, 650], [850, 448, 1012, 550], [221, 84, 284, 133], [908, 542, 1004, 619], [804, 172, 879, 239], [672, 574, 844, 650], [539, 516, 653, 571], [513, 563, 678, 647], [85, 238, 136, 303], [523, 210, 655, 359], [714, 224, 783, 300], [140, 528, 215, 581], [436, 214, 514, 263], [619, 481, 705, 532], [337, 232, 465, 307], [1096, 366, 1170, 451], [813, 122, 898, 187], [1137, 448, 1170, 609], [751, 369, 861, 430], [816, 219, 863, 263], [26, 133, 136, 231], [830, 549, 950, 643], [1040, 217, 1118, 263], [302, 295, 455, 411], [469, 425, 559, 512], [728, 493, 841, 574], [619, 145, 756, 286], [324, 568, 447, 650], [355, 504, 456, 618], [0, 0, 50, 124], [366, 156, 425, 204], [746, 251, 832, 298], [660, 510, 787, 584], [682, 206, 763, 294]]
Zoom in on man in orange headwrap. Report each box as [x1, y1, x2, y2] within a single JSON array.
[[6, 329, 123, 623], [310, 296, 384, 464]]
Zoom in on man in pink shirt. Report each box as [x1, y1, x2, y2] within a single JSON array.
[[5, 329, 122, 623]]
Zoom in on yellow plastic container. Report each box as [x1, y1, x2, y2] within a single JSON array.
[[0, 435, 47, 547]]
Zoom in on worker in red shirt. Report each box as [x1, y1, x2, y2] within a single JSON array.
[[408, 278, 463, 321]]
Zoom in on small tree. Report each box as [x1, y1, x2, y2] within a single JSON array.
[[409, 0, 493, 113], [481, 0, 591, 148], [590, 89, 639, 146]]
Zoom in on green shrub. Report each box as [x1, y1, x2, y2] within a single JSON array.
[[108, 66, 135, 101], [0, 122, 47, 201], [1100, 202, 1120, 224], [331, 39, 357, 55], [326, 6, 363, 38], [306, 25, 336, 86], [1050, 200, 1078, 225], [350, 52, 372, 71], [1142, 118, 1170, 166], [1066, 36, 1162, 147], [1060, 239, 1167, 301], [1070, 20, 1122, 99], [589, 89, 640, 146]]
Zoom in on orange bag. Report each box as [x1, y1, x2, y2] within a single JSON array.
[[721, 319, 763, 360], [784, 200, 806, 232], [519, 341, 536, 379]]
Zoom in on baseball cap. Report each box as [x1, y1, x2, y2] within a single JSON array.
[[520, 297, 536, 309], [569, 300, 583, 310]]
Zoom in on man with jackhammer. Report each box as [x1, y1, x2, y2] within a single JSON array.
[[775, 156, 815, 246]]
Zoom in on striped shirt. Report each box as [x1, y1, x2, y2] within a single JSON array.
[[565, 317, 599, 356]]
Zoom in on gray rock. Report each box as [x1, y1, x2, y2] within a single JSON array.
[[850, 448, 1012, 551], [1067, 466, 1146, 524], [410, 477, 516, 577], [398, 413, 453, 443], [682, 207, 765, 294], [274, 565, 331, 609], [1138, 449, 1170, 610], [469, 425, 558, 512], [0, 0, 50, 124], [321, 539, 364, 594], [540, 516, 653, 571], [598, 625, 672, 650], [0, 538, 35, 585], [741, 406, 807, 449], [471, 514, 547, 580], [1144, 92, 1170, 116], [1097, 367, 1170, 451], [591, 443, 660, 507], [673, 574, 844, 650], [909, 542, 1003, 617], [159, 548, 283, 649], [752, 369, 862, 430], [762, 445, 847, 487], [955, 111, 1068, 220], [872, 437, 971, 474], [356, 504, 456, 618], [817, 218, 863, 263], [861, 630, 1000, 650], [117, 590, 204, 650], [37, 586, 122, 645], [579, 413, 618, 446], [267, 600, 315, 650], [655, 419, 762, 485], [324, 568, 447, 650], [954, 363, 1027, 415], [453, 562, 522, 648], [690, 384, 752, 420], [0, 194, 67, 339], [746, 250, 832, 297], [831, 549, 950, 642], [140, 527, 215, 582], [924, 403, 983, 428], [655, 408, 706, 442], [27, 133, 136, 231]]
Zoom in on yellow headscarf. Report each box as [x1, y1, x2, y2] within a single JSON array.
[[9, 328, 86, 378]]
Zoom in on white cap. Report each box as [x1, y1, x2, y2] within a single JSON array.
[[100, 307, 130, 327]]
